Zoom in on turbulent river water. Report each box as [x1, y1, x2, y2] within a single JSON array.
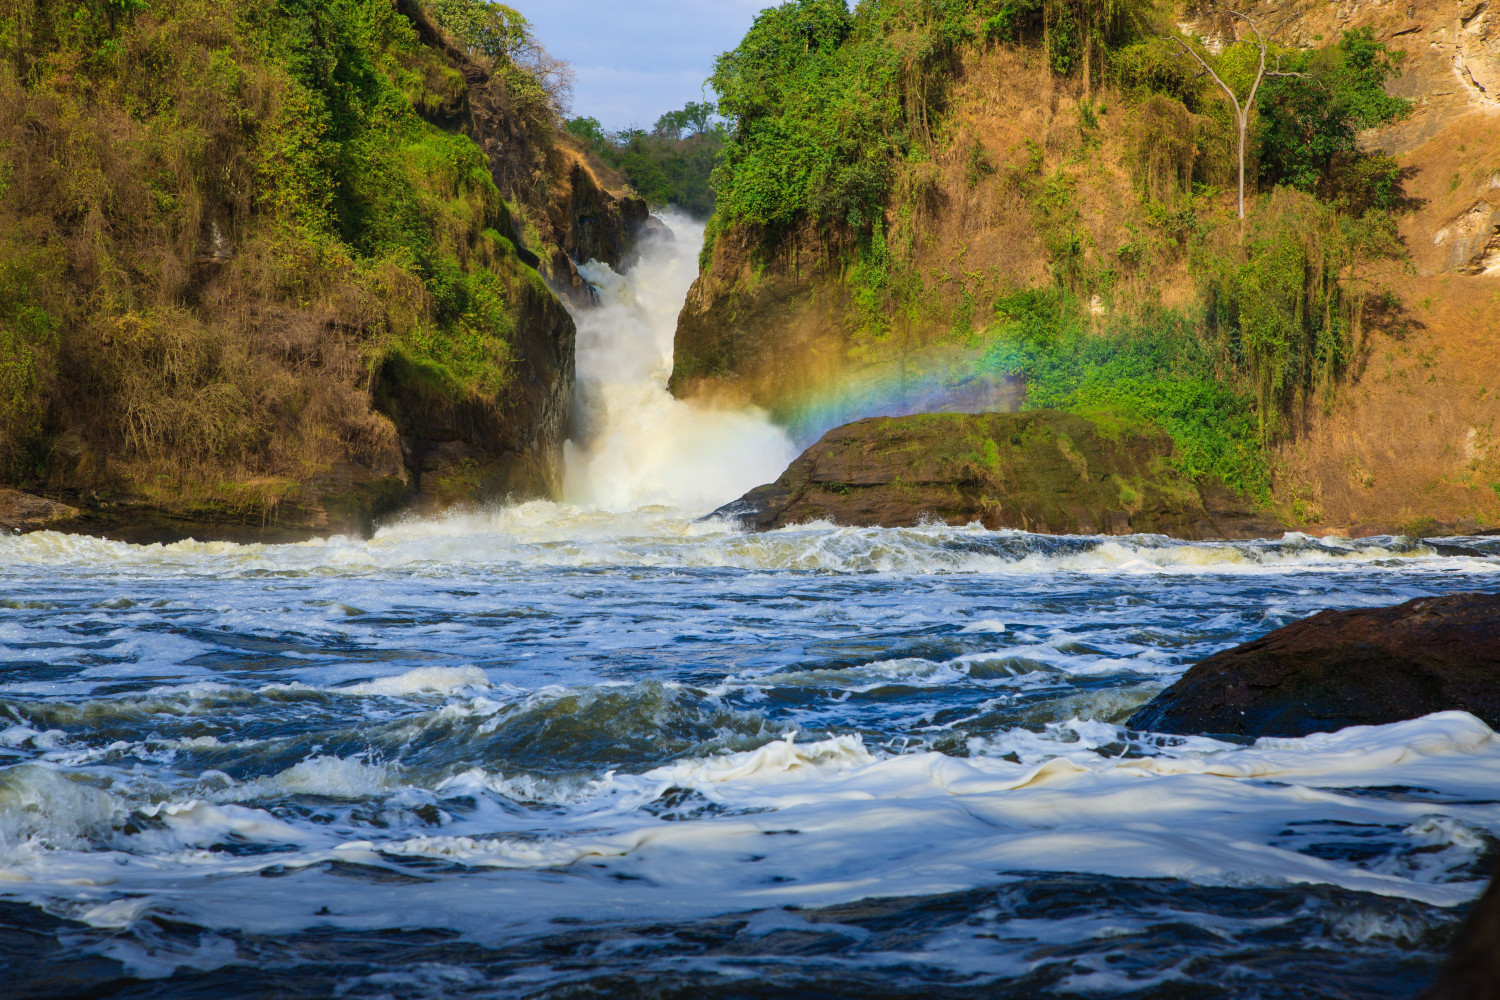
[[3, 219, 1499, 999]]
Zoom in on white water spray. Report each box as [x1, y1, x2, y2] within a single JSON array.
[[562, 213, 796, 514]]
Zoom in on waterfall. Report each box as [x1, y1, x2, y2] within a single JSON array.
[[561, 213, 796, 514]]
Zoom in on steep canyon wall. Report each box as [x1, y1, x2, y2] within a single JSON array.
[[672, 0, 1500, 533]]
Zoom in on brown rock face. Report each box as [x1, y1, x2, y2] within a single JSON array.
[[1422, 865, 1500, 1000], [374, 276, 575, 509], [1127, 593, 1500, 738], [0, 491, 79, 534], [669, 222, 848, 418], [714, 411, 1282, 539]]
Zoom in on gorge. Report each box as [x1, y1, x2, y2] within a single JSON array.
[[1, 1, 1498, 998]]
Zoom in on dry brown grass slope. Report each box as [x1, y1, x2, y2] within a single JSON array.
[[674, 0, 1500, 534]]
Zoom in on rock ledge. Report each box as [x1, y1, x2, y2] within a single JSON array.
[[1128, 593, 1500, 738]]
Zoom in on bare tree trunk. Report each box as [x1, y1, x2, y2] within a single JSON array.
[[1171, 9, 1299, 228], [1238, 109, 1249, 229]]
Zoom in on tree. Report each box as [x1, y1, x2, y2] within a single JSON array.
[[427, 0, 574, 118], [1256, 27, 1411, 215], [564, 105, 725, 216], [425, 0, 532, 62], [655, 101, 718, 140], [1170, 9, 1303, 220]]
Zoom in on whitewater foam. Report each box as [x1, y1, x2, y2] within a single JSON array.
[[563, 213, 797, 513]]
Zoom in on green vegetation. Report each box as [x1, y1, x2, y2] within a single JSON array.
[[1256, 27, 1413, 215], [978, 290, 1269, 498], [427, 0, 572, 132], [1199, 190, 1405, 436], [708, 0, 957, 239], [566, 102, 725, 216], [0, 246, 58, 475], [0, 0, 558, 504], [708, 0, 1161, 245], [982, 0, 1155, 82], [699, 3, 1421, 506]]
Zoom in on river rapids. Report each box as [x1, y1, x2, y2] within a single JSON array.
[[1, 217, 1497, 999]]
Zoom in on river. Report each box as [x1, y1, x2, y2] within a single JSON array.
[[1, 217, 1497, 999]]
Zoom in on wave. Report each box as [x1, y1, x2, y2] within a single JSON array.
[[2, 712, 1496, 950], [2, 511, 1495, 579]]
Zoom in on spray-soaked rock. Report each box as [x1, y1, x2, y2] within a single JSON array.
[[1129, 593, 1500, 739], [712, 411, 1282, 539]]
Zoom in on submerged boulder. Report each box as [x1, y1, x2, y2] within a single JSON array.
[[1128, 593, 1500, 739], [714, 411, 1281, 539]]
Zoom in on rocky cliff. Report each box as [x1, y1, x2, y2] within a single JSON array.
[[384, 0, 650, 516], [0, 0, 649, 541], [673, 0, 1500, 534], [1206, 0, 1500, 535]]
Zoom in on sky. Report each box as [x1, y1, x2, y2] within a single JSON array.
[[519, 0, 771, 131]]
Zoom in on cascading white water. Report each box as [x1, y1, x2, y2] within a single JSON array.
[[561, 213, 797, 514]]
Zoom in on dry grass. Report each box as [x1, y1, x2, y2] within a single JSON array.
[[0, 0, 567, 517]]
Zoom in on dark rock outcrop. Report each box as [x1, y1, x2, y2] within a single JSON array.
[[1128, 593, 1500, 739], [715, 411, 1283, 539], [374, 274, 574, 509], [1422, 865, 1500, 1000], [0, 491, 79, 534]]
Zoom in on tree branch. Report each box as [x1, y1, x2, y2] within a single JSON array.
[[1171, 35, 1242, 115]]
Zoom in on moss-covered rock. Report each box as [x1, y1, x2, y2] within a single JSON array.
[[715, 411, 1284, 539]]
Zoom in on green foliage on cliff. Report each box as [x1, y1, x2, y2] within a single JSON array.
[[1199, 190, 1405, 438], [425, 0, 531, 61], [708, 0, 1162, 244], [567, 103, 725, 216], [979, 290, 1269, 498], [1256, 28, 1412, 215], [0, 246, 58, 475], [981, 0, 1158, 79], [426, 0, 570, 133], [710, 0, 898, 236], [0, 0, 548, 497]]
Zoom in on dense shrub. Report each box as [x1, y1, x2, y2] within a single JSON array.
[[426, 0, 573, 126], [978, 290, 1269, 498], [0, 243, 58, 475], [710, 0, 898, 236], [1199, 189, 1404, 436], [1256, 28, 1412, 215], [709, 0, 1164, 243]]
